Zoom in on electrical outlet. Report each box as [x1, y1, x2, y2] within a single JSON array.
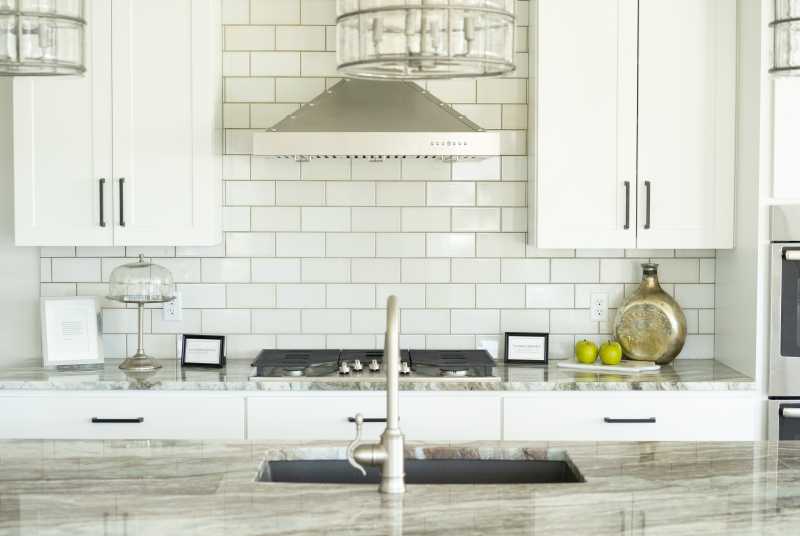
[[162, 291, 182, 322], [590, 292, 608, 322]]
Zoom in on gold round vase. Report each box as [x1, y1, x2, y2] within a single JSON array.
[[613, 263, 687, 365]]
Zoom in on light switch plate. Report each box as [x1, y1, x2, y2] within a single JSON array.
[[162, 291, 182, 322], [590, 292, 608, 322]]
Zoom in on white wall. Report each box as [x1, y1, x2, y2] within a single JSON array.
[[0, 79, 41, 363]]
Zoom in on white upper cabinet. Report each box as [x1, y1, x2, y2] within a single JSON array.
[[533, 0, 736, 250], [13, 0, 221, 247]]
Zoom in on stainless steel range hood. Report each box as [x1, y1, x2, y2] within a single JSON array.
[[252, 79, 501, 161]]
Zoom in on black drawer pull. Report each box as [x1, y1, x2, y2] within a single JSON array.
[[91, 417, 144, 424], [604, 417, 656, 424], [348, 417, 387, 423]]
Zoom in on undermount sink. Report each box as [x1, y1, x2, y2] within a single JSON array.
[[258, 458, 584, 485]]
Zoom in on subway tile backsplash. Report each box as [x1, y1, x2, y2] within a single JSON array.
[[39, 0, 716, 360]]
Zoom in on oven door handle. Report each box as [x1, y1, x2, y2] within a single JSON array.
[[781, 407, 800, 419], [785, 250, 800, 261]]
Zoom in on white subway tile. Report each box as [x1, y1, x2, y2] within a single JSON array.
[[501, 156, 527, 180], [425, 79, 476, 103], [476, 233, 525, 257], [300, 51, 338, 76], [300, 0, 337, 24], [452, 104, 502, 130], [550, 310, 596, 334], [401, 159, 451, 181], [427, 233, 475, 257], [223, 52, 250, 76], [225, 129, 254, 154], [502, 104, 528, 130], [252, 309, 301, 333], [676, 249, 716, 258], [103, 309, 151, 334], [276, 233, 325, 257], [500, 259, 548, 283], [302, 258, 350, 282], [226, 232, 276, 257], [352, 259, 401, 283], [427, 182, 476, 206], [426, 284, 475, 308], [574, 284, 626, 308], [352, 309, 388, 333], [301, 207, 351, 232], [225, 26, 275, 51], [226, 334, 277, 357], [302, 309, 350, 333], [202, 258, 251, 282], [301, 158, 351, 180], [226, 181, 275, 206], [227, 283, 276, 308], [41, 246, 75, 257], [251, 157, 301, 180], [250, 103, 301, 129], [222, 0, 249, 24], [551, 259, 599, 283], [202, 309, 251, 334], [427, 335, 477, 350], [575, 249, 625, 258], [376, 284, 426, 308], [75, 246, 125, 258], [679, 335, 714, 359], [52, 258, 100, 282], [252, 207, 301, 231], [275, 181, 325, 205], [40, 258, 51, 282], [655, 259, 700, 283], [252, 258, 301, 282], [402, 208, 451, 232], [327, 284, 375, 308], [501, 309, 549, 333], [526, 247, 575, 258], [225, 77, 274, 102], [376, 233, 425, 257], [76, 284, 116, 307], [401, 259, 451, 283], [699, 309, 715, 333], [548, 334, 575, 359], [102, 258, 136, 282], [685, 309, 699, 334], [177, 244, 226, 258], [476, 284, 525, 308], [41, 283, 76, 297], [699, 259, 716, 283], [451, 310, 499, 334], [277, 334, 326, 348], [151, 258, 200, 283], [452, 208, 500, 232], [326, 233, 376, 257], [127, 334, 176, 359], [151, 309, 201, 334], [275, 26, 326, 50], [223, 206, 251, 232], [224, 103, 249, 128], [453, 157, 501, 181], [251, 0, 299, 24], [674, 284, 715, 308], [476, 182, 526, 206], [451, 259, 501, 283], [402, 309, 450, 334], [327, 334, 378, 349], [477, 79, 527, 103], [276, 284, 326, 307], [276, 77, 325, 102], [627, 249, 675, 258], [376, 182, 426, 206], [177, 284, 226, 309], [516, 26, 528, 52], [525, 284, 575, 308], [327, 182, 375, 206], [250, 51, 301, 76], [352, 159, 402, 180], [352, 208, 402, 232], [600, 258, 646, 283]]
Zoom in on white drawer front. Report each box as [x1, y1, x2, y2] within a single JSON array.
[[247, 394, 501, 441], [0, 395, 245, 439], [503, 394, 758, 441]]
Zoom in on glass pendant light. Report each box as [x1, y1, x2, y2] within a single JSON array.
[[771, 0, 800, 75], [336, 0, 516, 79], [0, 0, 86, 76]]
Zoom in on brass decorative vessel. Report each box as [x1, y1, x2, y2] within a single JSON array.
[[613, 263, 686, 365]]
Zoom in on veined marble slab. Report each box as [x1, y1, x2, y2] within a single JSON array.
[[0, 439, 796, 535], [0, 358, 755, 391]]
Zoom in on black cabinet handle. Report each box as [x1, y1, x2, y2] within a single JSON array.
[[604, 417, 656, 424], [118, 178, 126, 227], [91, 417, 144, 424], [348, 417, 387, 423], [98, 178, 106, 227], [624, 180, 631, 230], [644, 180, 652, 230]]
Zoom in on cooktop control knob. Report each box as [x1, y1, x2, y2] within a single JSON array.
[[368, 359, 381, 372], [338, 361, 351, 375], [400, 361, 411, 375], [352, 359, 363, 372]]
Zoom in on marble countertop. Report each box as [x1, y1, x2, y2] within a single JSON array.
[[0, 438, 796, 535], [0, 358, 754, 391]]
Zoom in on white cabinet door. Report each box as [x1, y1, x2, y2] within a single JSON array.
[[534, 0, 638, 249], [111, 0, 221, 246], [13, 0, 113, 246], [637, 0, 736, 249]]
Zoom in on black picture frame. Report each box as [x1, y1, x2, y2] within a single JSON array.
[[181, 334, 225, 368], [504, 332, 549, 365]]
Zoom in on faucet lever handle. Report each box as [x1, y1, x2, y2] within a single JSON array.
[[347, 413, 367, 477]]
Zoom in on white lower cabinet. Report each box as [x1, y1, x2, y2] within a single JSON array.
[[503, 393, 760, 441], [246, 394, 502, 441], [0, 394, 245, 440]]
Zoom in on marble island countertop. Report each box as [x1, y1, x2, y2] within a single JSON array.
[[0, 439, 796, 535], [0, 358, 754, 391]]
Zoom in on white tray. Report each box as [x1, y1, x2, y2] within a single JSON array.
[[557, 361, 661, 374]]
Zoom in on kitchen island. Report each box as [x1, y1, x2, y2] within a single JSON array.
[[0, 439, 795, 535]]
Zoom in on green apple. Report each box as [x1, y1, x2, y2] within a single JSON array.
[[575, 340, 599, 364], [599, 340, 623, 366]]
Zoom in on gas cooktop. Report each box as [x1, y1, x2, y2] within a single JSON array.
[[251, 349, 497, 379]]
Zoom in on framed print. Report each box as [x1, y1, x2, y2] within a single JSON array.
[[41, 297, 104, 368], [504, 332, 549, 365], [181, 334, 225, 368]]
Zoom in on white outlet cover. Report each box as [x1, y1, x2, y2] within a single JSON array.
[[163, 292, 183, 322], [590, 292, 608, 322]]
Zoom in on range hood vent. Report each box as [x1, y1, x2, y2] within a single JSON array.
[[252, 79, 500, 161]]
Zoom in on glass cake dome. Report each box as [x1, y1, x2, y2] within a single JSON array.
[[107, 255, 175, 304]]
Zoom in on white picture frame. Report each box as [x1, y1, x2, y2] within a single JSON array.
[[41, 297, 104, 368]]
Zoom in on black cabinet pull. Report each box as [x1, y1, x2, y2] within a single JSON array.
[[603, 417, 656, 424], [644, 180, 652, 230], [348, 417, 387, 423], [98, 178, 106, 227], [91, 417, 144, 424], [118, 178, 126, 227], [623, 181, 631, 230]]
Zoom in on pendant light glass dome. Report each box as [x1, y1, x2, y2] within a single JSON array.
[[771, 0, 800, 75], [336, 0, 516, 80], [0, 0, 86, 76]]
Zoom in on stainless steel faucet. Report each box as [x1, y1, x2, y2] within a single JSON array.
[[347, 295, 405, 494]]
